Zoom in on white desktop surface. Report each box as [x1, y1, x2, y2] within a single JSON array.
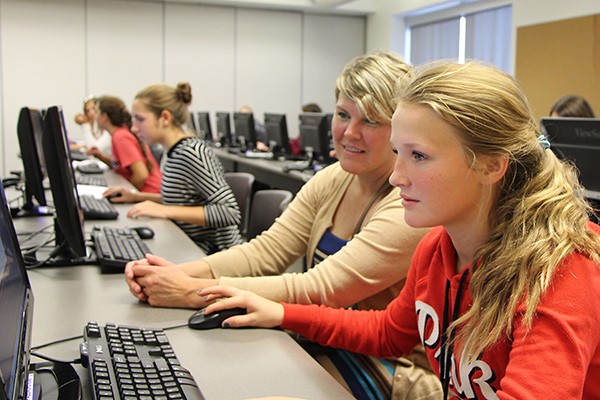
[[13, 171, 353, 400]]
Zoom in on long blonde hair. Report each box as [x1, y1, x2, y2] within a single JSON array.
[[398, 61, 600, 359], [335, 51, 411, 125]]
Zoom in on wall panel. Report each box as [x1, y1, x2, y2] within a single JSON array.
[[87, 0, 163, 109], [1, 0, 85, 173], [164, 3, 235, 131], [236, 8, 302, 135], [302, 13, 365, 118]]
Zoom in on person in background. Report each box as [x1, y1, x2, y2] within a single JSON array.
[[549, 94, 596, 118], [200, 61, 600, 399], [239, 105, 269, 151], [88, 96, 162, 193], [124, 52, 442, 399], [71, 96, 112, 156], [104, 83, 242, 255]]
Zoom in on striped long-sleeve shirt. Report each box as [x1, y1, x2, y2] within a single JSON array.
[[161, 137, 241, 254]]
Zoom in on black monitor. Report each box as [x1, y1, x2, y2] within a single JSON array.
[[233, 112, 257, 150], [0, 184, 35, 400], [264, 113, 291, 156], [42, 106, 91, 265], [197, 112, 213, 141], [541, 117, 600, 195], [216, 112, 233, 146], [299, 112, 332, 165], [188, 111, 197, 135], [13, 107, 53, 218]]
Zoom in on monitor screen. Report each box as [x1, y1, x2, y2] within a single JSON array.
[[14, 107, 51, 218], [197, 112, 213, 140], [299, 112, 331, 163], [42, 106, 87, 261], [541, 117, 600, 194], [233, 112, 257, 150], [264, 113, 291, 155], [188, 111, 197, 135], [0, 184, 34, 400], [216, 112, 232, 146]]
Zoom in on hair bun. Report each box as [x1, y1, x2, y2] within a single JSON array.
[[176, 82, 192, 105]]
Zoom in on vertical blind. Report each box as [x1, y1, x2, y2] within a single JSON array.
[[408, 5, 512, 73]]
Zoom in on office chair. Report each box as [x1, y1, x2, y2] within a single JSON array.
[[224, 172, 255, 235], [246, 189, 293, 240]]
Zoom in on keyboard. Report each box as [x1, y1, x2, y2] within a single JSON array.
[[77, 174, 108, 186], [77, 163, 105, 174], [81, 321, 206, 400], [92, 226, 151, 272], [80, 195, 119, 220]]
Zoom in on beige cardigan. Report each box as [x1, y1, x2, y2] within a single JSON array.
[[204, 162, 430, 310]]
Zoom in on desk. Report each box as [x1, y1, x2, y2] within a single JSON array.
[[12, 172, 353, 400], [213, 147, 313, 195]]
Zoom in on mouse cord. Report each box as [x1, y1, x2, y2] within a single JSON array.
[[30, 351, 83, 366]]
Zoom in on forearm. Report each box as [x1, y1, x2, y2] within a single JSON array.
[[180, 259, 214, 278], [131, 192, 161, 203], [165, 205, 206, 226]]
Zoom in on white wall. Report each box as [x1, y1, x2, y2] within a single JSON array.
[[0, 0, 365, 176]]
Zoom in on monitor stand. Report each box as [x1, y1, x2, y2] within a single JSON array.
[[25, 219, 96, 268], [28, 362, 81, 400], [11, 200, 53, 219]]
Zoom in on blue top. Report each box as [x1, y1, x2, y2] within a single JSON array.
[[312, 229, 349, 267]]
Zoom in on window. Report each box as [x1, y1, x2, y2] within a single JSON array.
[[406, 3, 512, 73]]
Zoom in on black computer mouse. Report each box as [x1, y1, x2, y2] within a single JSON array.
[[129, 225, 155, 239], [188, 307, 247, 330], [105, 192, 122, 202]]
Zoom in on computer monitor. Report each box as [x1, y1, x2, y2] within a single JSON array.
[[264, 113, 291, 156], [541, 117, 600, 195], [233, 112, 257, 150], [42, 105, 91, 265], [13, 107, 52, 218], [0, 184, 35, 400], [188, 111, 197, 136], [197, 112, 213, 141], [216, 112, 233, 146], [299, 112, 332, 164]]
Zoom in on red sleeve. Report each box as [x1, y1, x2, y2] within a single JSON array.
[[281, 294, 421, 358], [112, 129, 145, 169]]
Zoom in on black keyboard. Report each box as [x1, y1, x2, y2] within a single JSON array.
[[81, 321, 206, 400], [77, 174, 108, 186], [92, 226, 151, 272], [77, 163, 105, 174], [80, 195, 119, 220]]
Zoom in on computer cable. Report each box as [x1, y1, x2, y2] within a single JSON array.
[[24, 239, 67, 269], [30, 351, 83, 366], [31, 334, 85, 352], [17, 223, 54, 244]]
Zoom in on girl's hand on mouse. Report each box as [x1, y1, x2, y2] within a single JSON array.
[[103, 186, 137, 203], [199, 286, 284, 329], [127, 201, 168, 219]]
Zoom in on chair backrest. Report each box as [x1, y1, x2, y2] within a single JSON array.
[[224, 172, 255, 234], [247, 189, 293, 240]]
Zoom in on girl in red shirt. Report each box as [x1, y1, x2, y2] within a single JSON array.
[[200, 62, 600, 399], [89, 96, 162, 193]]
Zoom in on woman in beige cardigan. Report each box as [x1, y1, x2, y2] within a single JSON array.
[[125, 51, 441, 399]]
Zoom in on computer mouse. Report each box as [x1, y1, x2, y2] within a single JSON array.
[[188, 307, 247, 330], [105, 192, 122, 202], [129, 225, 155, 239]]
